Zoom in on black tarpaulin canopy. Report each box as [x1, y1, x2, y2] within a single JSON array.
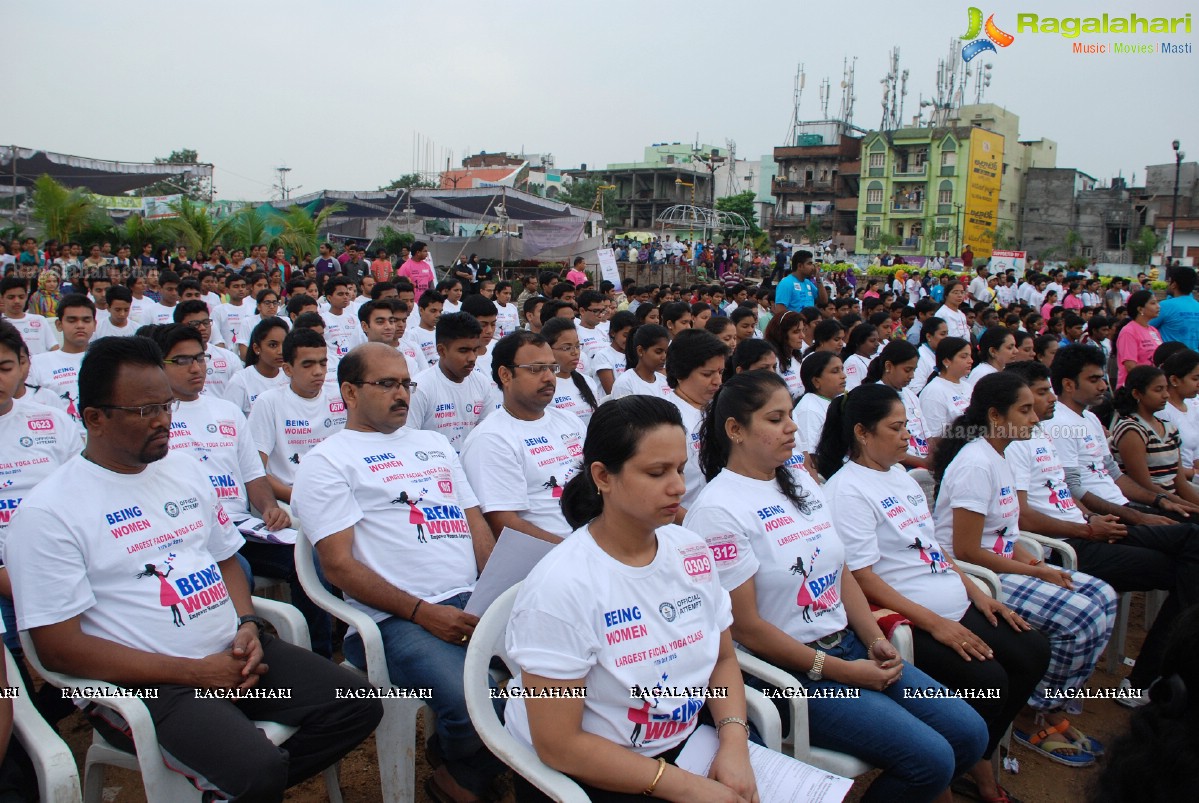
[[0, 145, 212, 195]]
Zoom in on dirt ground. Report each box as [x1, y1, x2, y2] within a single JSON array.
[[44, 595, 1152, 802]]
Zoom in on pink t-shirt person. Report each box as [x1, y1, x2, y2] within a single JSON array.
[[566, 268, 588, 286], [1115, 320, 1163, 388], [397, 259, 436, 295]]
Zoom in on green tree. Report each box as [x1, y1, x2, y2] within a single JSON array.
[[219, 205, 276, 253], [714, 191, 761, 236], [379, 173, 437, 191], [374, 226, 416, 258], [557, 178, 622, 228], [29, 175, 106, 242], [136, 149, 209, 200], [272, 202, 347, 263], [1129, 226, 1161, 265], [1063, 229, 1082, 258], [116, 214, 174, 252], [169, 198, 229, 253], [993, 220, 1017, 250]]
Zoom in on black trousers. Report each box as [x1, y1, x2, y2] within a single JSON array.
[[1066, 520, 1199, 689], [87, 634, 382, 802], [911, 607, 1051, 758]]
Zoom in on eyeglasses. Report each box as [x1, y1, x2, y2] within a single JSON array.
[[512, 363, 557, 376], [95, 399, 181, 418], [163, 352, 208, 367], [185, 319, 213, 329], [351, 379, 418, 392], [584, 307, 605, 315], [552, 344, 580, 354], [260, 299, 280, 306]]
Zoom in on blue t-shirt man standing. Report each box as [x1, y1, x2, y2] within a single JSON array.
[[1151, 266, 1199, 351], [773, 249, 827, 315]]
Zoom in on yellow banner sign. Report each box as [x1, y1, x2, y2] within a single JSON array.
[[962, 128, 1004, 260]]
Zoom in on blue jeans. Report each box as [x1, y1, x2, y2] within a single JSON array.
[[756, 631, 987, 803], [342, 593, 506, 797]]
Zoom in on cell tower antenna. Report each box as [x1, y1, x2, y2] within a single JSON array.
[[273, 165, 297, 201], [838, 57, 858, 124], [819, 77, 830, 119], [785, 63, 805, 146]]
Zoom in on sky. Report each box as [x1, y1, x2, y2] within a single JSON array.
[[9, 0, 1196, 201]]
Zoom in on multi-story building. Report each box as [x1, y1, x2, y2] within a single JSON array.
[[854, 105, 1055, 258], [1020, 170, 1152, 263], [771, 121, 863, 248], [576, 143, 724, 230]]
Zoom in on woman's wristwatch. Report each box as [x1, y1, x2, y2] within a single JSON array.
[[807, 650, 826, 681], [1153, 493, 1168, 508]]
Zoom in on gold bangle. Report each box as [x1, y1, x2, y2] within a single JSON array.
[[868, 636, 886, 653], [643, 757, 667, 796]]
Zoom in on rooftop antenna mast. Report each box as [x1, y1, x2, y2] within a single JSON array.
[[879, 48, 907, 131], [725, 139, 738, 197], [819, 77, 830, 119], [837, 57, 857, 124], [272, 165, 298, 200], [785, 63, 805, 146]]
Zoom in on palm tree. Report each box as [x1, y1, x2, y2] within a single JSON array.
[[219, 205, 276, 253], [117, 214, 174, 252], [29, 175, 105, 242], [271, 201, 346, 263], [168, 198, 224, 253]]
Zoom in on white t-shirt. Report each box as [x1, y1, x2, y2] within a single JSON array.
[[494, 303, 520, 340], [935, 305, 970, 340], [398, 339, 431, 375], [933, 439, 1020, 560], [94, 316, 138, 338], [968, 276, 991, 304], [320, 308, 366, 376], [964, 362, 997, 390], [920, 377, 970, 439], [1006, 425, 1085, 524], [167, 396, 265, 521], [900, 386, 930, 459], [248, 384, 347, 487], [407, 365, 494, 452], [666, 393, 707, 511], [793, 393, 832, 454], [504, 524, 732, 756], [128, 295, 153, 325], [909, 343, 937, 396], [4, 452, 243, 658], [685, 467, 847, 644], [1043, 403, 1129, 505], [459, 407, 582, 539], [1158, 400, 1199, 469], [552, 374, 601, 427], [778, 356, 803, 399], [842, 353, 871, 392], [293, 427, 479, 624], [202, 343, 241, 400], [610, 370, 672, 400], [590, 346, 628, 384], [442, 299, 462, 315], [223, 367, 289, 417], [27, 350, 85, 427], [825, 462, 968, 621], [576, 324, 606, 375], [401, 326, 438, 368], [2, 313, 57, 355], [142, 301, 178, 326], [0, 398, 78, 537], [213, 300, 249, 348]]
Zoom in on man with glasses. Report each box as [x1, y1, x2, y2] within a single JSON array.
[[4, 335, 381, 800], [174, 300, 239, 399], [408, 313, 492, 453], [248, 328, 346, 505], [460, 331, 583, 544], [574, 289, 607, 377], [293, 342, 503, 803]]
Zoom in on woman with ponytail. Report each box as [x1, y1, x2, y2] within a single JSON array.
[[931, 372, 1117, 768], [1113, 290, 1163, 389], [664, 329, 730, 512], [1110, 365, 1199, 515], [610, 324, 671, 399], [224, 316, 289, 416], [540, 317, 603, 426], [687, 372, 987, 803], [965, 327, 1017, 390], [820, 384, 1048, 803], [1158, 349, 1199, 480], [866, 339, 930, 469], [763, 309, 805, 398], [841, 323, 880, 393], [506, 396, 760, 803], [803, 318, 845, 360], [909, 316, 946, 395], [724, 339, 779, 382], [704, 315, 738, 350], [919, 337, 973, 455], [793, 350, 846, 455], [592, 310, 635, 395]]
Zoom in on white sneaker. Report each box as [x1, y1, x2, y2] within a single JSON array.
[[1116, 678, 1149, 709]]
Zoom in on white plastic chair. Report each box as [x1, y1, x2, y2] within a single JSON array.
[[464, 583, 783, 801], [295, 531, 430, 802], [3, 644, 81, 802], [20, 598, 341, 803], [1106, 589, 1169, 674], [954, 530, 1078, 605]]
